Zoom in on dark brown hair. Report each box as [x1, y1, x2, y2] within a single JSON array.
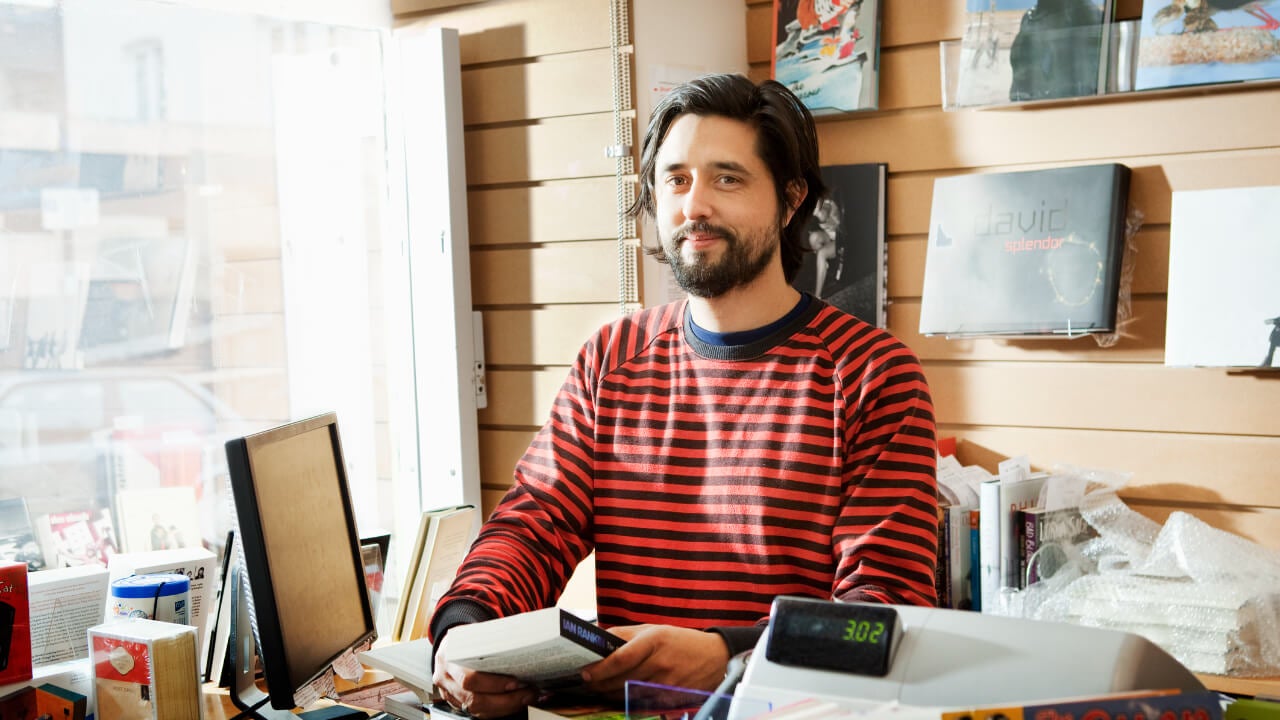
[[628, 73, 826, 283]]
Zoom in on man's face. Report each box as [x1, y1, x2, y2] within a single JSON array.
[[654, 113, 788, 298]]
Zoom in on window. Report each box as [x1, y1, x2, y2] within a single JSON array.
[[0, 0, 422, 633]]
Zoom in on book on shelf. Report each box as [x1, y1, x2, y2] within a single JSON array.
[[0, 561, 32, 685], [791, 163, 888, 328], [395, 505, 477, 642], [978, 459, 1047, 612], [445, 607, 624, 689], [1165, 185, 1280, 370], [28, 565, 109, 666], [771, 0, 882, 114], [955, 0, 1114, 108], [939, 502, 974, 610], [940, 689, 1223, 720], [920, 163, 1131, 338], [0, 497, 44, 572], [1135, 0, 1280, 92], [89, 618, 200, 720], [969, 508, 982, 612], [107, 546, 216, 662]]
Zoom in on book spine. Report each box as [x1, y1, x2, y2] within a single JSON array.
[[936, 506, 950, 609], [978, 479, 1000, 612], [949, 505, 972, 610], [558, 611, 623, 656], [968, 509, 981, 613], [1024, 510, 1040, 587]]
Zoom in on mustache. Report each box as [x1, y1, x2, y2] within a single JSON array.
[[674, 221, 736, 244]]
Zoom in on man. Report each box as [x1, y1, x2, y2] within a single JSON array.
[[430, 73, 938, 718]]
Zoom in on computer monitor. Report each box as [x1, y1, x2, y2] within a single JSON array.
[[225, 412, 376, 719]]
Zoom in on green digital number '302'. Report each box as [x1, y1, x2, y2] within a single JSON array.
[[842, 619, 885, 644]]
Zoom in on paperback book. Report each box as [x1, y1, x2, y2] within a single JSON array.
[[446, 607, 624, 690], [920, 163, 1131, 337], [1136, 1, 1280, 91], [791, 163, 887, 327], [772, 0, 882, 114], [1165, 185, 1280, 369]]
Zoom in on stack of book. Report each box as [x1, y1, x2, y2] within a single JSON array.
[[392, 505, 477, 642]]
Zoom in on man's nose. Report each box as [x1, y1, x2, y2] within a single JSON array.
[[682, 178, 713, 220]]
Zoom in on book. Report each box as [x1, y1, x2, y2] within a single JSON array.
[[112, 486, 201, 555], [0, 562, 31, 685], [969, 508, 982, 612], [35, 682, 88, 720], [920, 163, 1131, 337], [89, 618, 200, 720], [359, 637, 435, 703], [28, 565, 109, 665], [0, 497, 44, 572], [384, 689, 430, 720], [771, 0, 882, 114], [1020, 506, 1097, 586], [1007, 0, 1111, 102], [34, 508, 118, 568], [955, 0, 1113, 108], [978, 459, 1047, 612], [0, 658, 95, 717], [203, 529, 235, 685], [1135, 0, 1280, 92], [396, 505, 477, 642], [940, 503, 974, 609], [1165, 186, 1280, 369], [791, 163, 887, 328], [445, 607, 624, 689], [107, 546, 216, 662], [941, 689, 1222, 720]]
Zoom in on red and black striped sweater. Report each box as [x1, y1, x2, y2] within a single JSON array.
[[431, 297, 938, 654]]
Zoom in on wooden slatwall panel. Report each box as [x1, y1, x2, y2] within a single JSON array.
[[394, 0, 626, 519], [746, 0, 1280, 552]]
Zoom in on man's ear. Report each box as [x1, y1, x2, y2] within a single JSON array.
[[783, 179, 807, 226]]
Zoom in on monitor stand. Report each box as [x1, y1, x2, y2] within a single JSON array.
[[227, 564, 300, 720]]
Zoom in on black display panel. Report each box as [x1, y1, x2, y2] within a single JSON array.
[[765, 596, 901, 677]]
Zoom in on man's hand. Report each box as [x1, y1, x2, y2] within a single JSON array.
[[432, 634, 539, 719], [580, 625, 730, 699]]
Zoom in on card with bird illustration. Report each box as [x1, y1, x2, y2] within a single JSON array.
[[1137, 0, 1280, 90]]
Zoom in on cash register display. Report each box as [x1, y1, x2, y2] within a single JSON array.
[[764, 597, 900, 677]]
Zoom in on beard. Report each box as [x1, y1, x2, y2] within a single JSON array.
[[663, 220, 780, 298]]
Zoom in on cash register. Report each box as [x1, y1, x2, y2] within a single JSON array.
[[729, 597, 1206, 716]]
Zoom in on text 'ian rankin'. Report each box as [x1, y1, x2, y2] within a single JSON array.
[[972, 198, 1070, 253]]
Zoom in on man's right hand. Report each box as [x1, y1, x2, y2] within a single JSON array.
[[432, 634, 541, 719]]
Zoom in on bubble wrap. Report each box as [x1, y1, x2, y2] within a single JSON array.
[[991, 466, 1280, 677]]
